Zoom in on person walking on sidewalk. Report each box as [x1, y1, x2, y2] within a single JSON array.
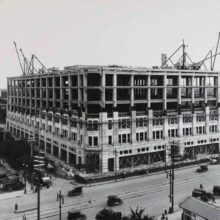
[[14, 203, 18, 213], [212, 196, 216, 204]]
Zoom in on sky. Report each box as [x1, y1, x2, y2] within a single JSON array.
[[1, 0, 220, 89]]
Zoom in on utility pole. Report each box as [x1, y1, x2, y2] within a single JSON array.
[[113, 148, 118, 181], [33, 152, 45, 220], [57, 190, 64, 220], [37, 175, 40, 220], [168, 143, 175, 214]]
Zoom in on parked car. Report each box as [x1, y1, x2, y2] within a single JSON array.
[[68, 186, 83, 197], [213, 185, 220, 196], [196, 165, 208, 173], [107, 195, 123, 206], [67, 211, 86, 220], [192, 188, 206, 197], [192, 188, 213, 200]]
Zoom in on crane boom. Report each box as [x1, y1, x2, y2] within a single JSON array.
[[212, 32, 220, 70], [13, 41, 25, 75]]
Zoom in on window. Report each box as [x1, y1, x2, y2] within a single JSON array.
[[153, 130, 163, 140], [196, 126, 205, 135], [108, 136, 112, 145], [122, 134, 126, 143], [94, 137, 98, 146], [108, 120, 112, 130], [183, 128, 192, 136], [89, 137, 92, 146], [119, 135, 122, 144]]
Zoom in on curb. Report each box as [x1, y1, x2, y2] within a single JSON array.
[[84, 163, 212, 187], [15, 207, 37, 214]]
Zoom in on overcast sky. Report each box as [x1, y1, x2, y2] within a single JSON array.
[[1, 0, 220, 88]]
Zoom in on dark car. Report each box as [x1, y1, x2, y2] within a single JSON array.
[[68, 186, 83, 197], [107, 195, 123, 206], [192, 188, 213, 200], [213, 185, 220, 196], [196, 165, 208, 173], [67, 211, 86, 220], [192, 188, 205, 198]]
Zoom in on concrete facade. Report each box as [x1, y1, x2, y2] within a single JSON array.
[[6, 65, 220, 173]]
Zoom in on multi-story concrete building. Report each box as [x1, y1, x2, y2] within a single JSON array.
[[6, 64, 220, 173]]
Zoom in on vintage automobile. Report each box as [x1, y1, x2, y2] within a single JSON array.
[[107, 195, 123, 206], [67, 211, 86, 220], [192, 188, 213, 201], [213, 185, 220, 196], [68, 186, 83, 197], [196, 165, 208, 173]]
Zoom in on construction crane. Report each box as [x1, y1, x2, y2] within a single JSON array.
[[161, 32, 220, 71], [13, 42, 48, 76]]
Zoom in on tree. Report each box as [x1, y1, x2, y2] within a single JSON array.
[[126, 207, 154, 220], [96, 208, 122, 220], [95, 207, 154, 220]]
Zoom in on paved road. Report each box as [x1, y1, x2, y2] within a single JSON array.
[[2, 164, 220, 220]]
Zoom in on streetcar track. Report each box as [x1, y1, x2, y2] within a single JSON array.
[[5, 169, 220, 220]]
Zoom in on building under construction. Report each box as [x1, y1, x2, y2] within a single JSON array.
[[6, 39, 220, 173]]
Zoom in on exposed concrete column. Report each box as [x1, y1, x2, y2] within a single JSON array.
[[178, 143, 184, 156], [204, 76, 208, 104], [77, 74, 81, 107], [45, 113, 48, 132], [59, 115, 62, 136], [52, 77, 55, 108], [46, 77, 49, 109], [178, 75, 182, 105], [131, 110, 136, 144], [178, 114, 183, 137], [131, 74, 134, 107], [66, 148, 69, 164], [192, 76, 195, 105], [113, 111, 119, 145], [51, 142, 54, 156], [101, 151, 108, 173], [165, 144, 169, 164], [218, 76, 220, 104], [163, 116, 168, 139], [60, 76, 63, 109], [148, 109, 153, 141], [81, 112, 86, 146], [100, 112, 108, 146], [68, 75, 71, 111], [102, 73, 106, 108], [205, 105, 210, 134], [218, 108, 220, 132], [192, 113, 197, 136], [83, 74, 87, 107], [39, 112, 42, 129], [113, 74, 117, 107], [163, 74, 167, 110], [68, 117, 71, 139], [52, 114, 55, 134], [147, 75, 151, 108], [40, 78, 42, 110]]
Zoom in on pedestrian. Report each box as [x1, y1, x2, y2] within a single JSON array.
[[212, 196, 216, 204], [22, 214, 27, 220], [164, 209, 167, 216], [14, 203, 18, 213], [161, 213, 165, 220], [200, 184, 203, 189]]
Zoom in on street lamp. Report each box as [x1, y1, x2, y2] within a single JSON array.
[[57, 190, 64, 220], [22, 164, 28, 194]]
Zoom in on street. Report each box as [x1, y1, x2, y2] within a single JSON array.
[[2, 164, 220, 220]]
